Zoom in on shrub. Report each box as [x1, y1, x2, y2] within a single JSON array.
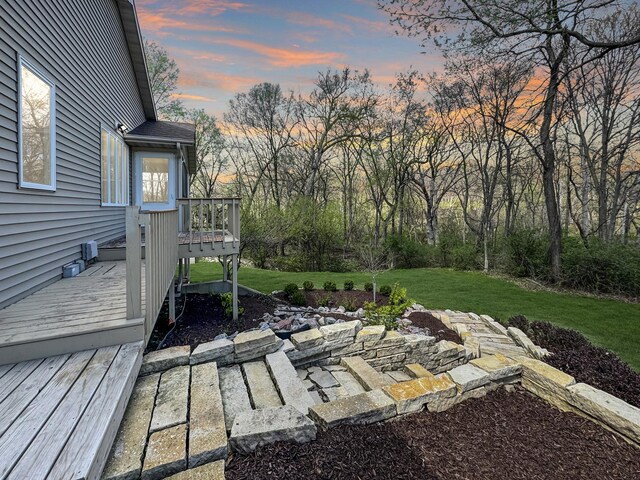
[[302, 280, 314, 291], [364, 282, 374, 292], [378, 284, 392, 296], [323, 281, 337, 292], [317, 294, 332, 307], [500, 228, 549, 278], [344, 280, 354, 291], [220, 292, 244, 317], [452, 244, 478, 270], [283, 283, 299, 297], [290, 290, 306, 307], [384, 234, 434, 268], [364, 283, 414, 330], [342, 297, 358, 312]]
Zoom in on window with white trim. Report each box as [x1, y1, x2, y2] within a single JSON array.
[[101, 127, 129, 206], [19, 57, 56, 190]]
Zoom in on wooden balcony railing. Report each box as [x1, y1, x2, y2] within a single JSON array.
[[177, 197, 240, 255], [126, 206, 179, 342]]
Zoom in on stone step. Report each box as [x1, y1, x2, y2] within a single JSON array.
[[387, 370, 412, 382], [103, 374, 160, 480], [141, 423, 187, 480], [340, 356, 395, 391], [265, 351, 316, 415], [403, 363, 432, 379], [150, 365, 190, 433], [189, 362, 228, 468], [218, 365, 253, 431], [229, 405, 317, 454], [242, 360, 283, 409], [382, 373, 457, 414], [309, 389, 397, 429], [331, 370, 366, 396], [141, 346, 190, 376], [164, 460, 225, 480]]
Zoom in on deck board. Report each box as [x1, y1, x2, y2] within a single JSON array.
[[0, 261, 145, 364], [0, 343, 143, 480]]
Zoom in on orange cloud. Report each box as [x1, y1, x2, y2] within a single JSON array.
[[180, 71, 260, 92], [285, 12, 352, 34], [137, 9, 245, 36], [172, 93, 216, 102], [206, 38, 344, 67], [137, 0, 249, 17]]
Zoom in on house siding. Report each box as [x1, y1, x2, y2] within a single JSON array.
[[0, 0, 147, 308]]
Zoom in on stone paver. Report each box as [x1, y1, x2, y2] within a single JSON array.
[[341, 356, 394, 391], [309, 389, 397, 429], [291, 329, 325, 350], [568, 383, 640, 445], [164, 461, 225, 480], [141, 424, 187, 480], [356, 325, 386, 342], [321, 386, 350, 402], [234, 329, 278, 354], [364, 330, 405, 348], [229, 405, 317, 454], [242, 361, 283, 409], [319, 320, 362, 342], [331, 370, 366, 396], [470, 354, 521, 382], [265, 351, 316, 414], [387, 370, 412, 382], [150, 366, 190, 433], [517, 356, 576, 411], [188, 362, 228, 468], [140, 346, 190, 376], [218, 365, 253, 430], [308, 369, 339, 389], [382, 373, 457, 414], [190, 339, 234, 366], [103, 374, 160, 480], [446, 364, 490, 393], [403, 363, 432, 378]]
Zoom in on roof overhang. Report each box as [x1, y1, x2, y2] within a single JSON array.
[[115, 0, 157, 120]]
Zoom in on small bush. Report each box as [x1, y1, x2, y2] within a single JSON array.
[[364, 282, 373, 292], [344, 280, 354, 291], [323, 281, 337, 292], [317, 294, 332, 307], [290, 290, 307, 306], [302, 280, 314, 291], [379, 284, 392, 296], [220, 292, 244, 317], [342, 297, 358, 312], [452, 244, 478, 270], [283, 283, 299, 297]]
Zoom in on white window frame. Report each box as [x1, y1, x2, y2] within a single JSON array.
[[18, 56, 56, 191], [100, 126, 130, 207]]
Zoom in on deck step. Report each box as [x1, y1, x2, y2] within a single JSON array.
[[218, 365, 252, 431], [340, 356, 395, 391], [242, 361, 283, 409], [265, 351, 315, 415]]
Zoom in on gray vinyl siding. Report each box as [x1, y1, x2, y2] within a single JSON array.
[[0, 0, 147, 308]]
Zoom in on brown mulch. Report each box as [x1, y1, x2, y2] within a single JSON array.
[[147, 293, 277, 351], [226, 388, 640, 480], [408, 311, 462, 344]]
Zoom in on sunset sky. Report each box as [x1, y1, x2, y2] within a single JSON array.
[[136, 0, 444, 117]]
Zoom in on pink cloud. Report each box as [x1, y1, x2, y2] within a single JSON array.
[[285, 12, 352, 34], [180, 71, 260, 92]]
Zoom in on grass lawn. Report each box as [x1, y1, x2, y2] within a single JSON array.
[[189, 262, 640, 371]]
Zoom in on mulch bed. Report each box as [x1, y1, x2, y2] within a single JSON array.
[[408, 311, 462, 344], [276, 289, 389, 310], [508, 317, 640, 408], [147, 293, 278, 351], [226, 388, 640, 480]]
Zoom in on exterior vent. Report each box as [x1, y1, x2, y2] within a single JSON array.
[[82, 241, 98, 261], [63, 263, 80, 278]]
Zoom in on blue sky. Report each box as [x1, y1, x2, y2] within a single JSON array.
[[137, 0, 444, 117]]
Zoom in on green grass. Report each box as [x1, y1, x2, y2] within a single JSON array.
[[190, 262, 640, 371]]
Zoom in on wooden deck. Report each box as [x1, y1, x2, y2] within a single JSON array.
[[0, 341, 143, 480], [0, 261, 144, 365]]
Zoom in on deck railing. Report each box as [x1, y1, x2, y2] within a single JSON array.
[[177, 197, 241, 253], [126, 206, 179, 342]]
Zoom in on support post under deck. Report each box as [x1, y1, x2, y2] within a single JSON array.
[[232, 254, 238, 320]]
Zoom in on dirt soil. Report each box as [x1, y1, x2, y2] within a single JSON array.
[[147, 293, 278, 351], [408, 311, 462, 344], [226, 388, 640, 480], [276, 289, 389, 310]]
